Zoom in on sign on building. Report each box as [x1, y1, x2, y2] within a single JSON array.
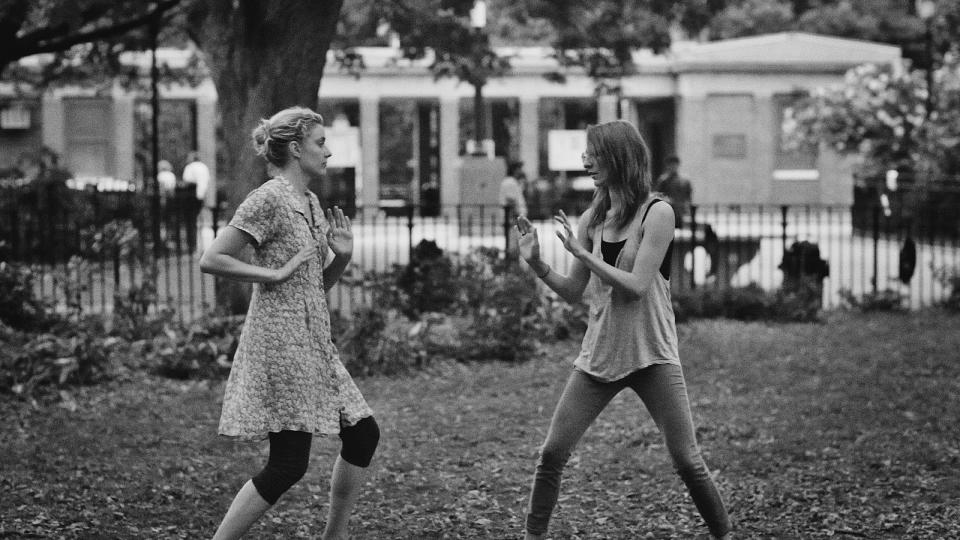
[[547, 130, 588, 171], [325, 126, 360, 169]]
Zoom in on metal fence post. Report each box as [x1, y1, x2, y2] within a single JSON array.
[[503, 204, 513, 256], [872, 204, 880, 294], [780, 205, 789, 258], [689, 205, 698, 290], [407, 204, 415, 263]]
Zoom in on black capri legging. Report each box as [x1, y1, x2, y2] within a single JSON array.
[[251, 416, 380, 505]]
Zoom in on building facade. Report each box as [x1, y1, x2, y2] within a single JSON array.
[[0, 32, 900, 211]]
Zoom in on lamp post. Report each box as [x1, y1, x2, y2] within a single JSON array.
[[469, 0, 490, 157], [916, 0, 936, 120]]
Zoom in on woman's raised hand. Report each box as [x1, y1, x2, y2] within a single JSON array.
[[517, 215, 540, 264], [554, 210, 588, 258], [325, 206, 353, 257]]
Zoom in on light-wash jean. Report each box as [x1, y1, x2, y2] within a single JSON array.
[[525, 363, 731, 537]]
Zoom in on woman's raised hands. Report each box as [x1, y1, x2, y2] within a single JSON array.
[[516, 215, 541, 264], [554, 210, 588, 259], [325, 206, 353, 258]]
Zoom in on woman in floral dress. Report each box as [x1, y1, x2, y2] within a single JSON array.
[[200, 106, 379, 540]]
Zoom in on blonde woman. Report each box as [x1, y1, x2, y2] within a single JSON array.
[[200, 106, 379, 540], [517, 120, 731, 539]]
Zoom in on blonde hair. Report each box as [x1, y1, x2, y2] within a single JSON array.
[[251, 106, 324, 167], [586, 120, 653, 231]]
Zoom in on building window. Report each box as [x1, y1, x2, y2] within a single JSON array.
[[773, 92, 818, 179]]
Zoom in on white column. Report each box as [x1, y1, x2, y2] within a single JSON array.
[[359, 96, 380, 215], [196, 96, 218, 207], [519, 96, 539, 182], [598, 94, 619, 124], [439, 96, 460, 214], [41, 92, 65, 155], [112, 93, 136, 182]]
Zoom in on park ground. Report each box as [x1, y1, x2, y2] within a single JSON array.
[[2, 311, 959, 539]]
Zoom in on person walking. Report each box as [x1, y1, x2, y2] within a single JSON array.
[[181, 151, 210, 250], [500, 161, 529, 258], [515, 120, 731, 539], [654, 155, 692, 228], [200, 106, 380, 540]]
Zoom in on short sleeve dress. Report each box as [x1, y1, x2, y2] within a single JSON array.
[[218, 177, 373, 440]]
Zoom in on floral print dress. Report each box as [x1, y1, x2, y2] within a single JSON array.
[[218, 177, 373, 440]]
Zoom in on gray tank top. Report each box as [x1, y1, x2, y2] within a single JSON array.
[[573, 198, 680, 381]]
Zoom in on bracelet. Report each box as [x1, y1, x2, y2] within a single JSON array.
[[535, 264, 551, 279]]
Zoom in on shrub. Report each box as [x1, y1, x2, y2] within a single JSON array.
[[1, 317, 123, 398], [333, 307, 427, 377], [838, 287, 907, 312], [109, 279, 177, 341], [457, 265, 542, 362], [933, 266, 960, 313], [673, 281, 823, 323], [0, 262, 54, 331], [337, 245, 547, 371], [149, 313, 242, 380], [396, 240, 459, 317]]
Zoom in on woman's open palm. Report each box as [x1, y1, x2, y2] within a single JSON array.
[[325, 206, 353, 257], [517, 215, 541, 264]]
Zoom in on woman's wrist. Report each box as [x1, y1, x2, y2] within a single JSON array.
[[531, 261, 551, 279]]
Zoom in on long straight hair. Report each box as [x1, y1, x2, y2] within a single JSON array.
[[586, 120, 653, 231]]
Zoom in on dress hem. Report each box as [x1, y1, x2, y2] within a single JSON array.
[[218, 413, 375, 441]]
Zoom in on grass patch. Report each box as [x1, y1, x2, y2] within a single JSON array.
[[3, 311, 959, 538]]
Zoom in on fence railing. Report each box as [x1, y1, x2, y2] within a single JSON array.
[[2, 187, 959, 319]]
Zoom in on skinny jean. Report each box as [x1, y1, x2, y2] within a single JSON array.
[[525, 363, 730, 537]]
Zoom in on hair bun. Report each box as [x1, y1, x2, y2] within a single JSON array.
[[251, 119, 273, 156]]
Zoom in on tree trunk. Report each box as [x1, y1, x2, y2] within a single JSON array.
[[185, 0, 344, 313]]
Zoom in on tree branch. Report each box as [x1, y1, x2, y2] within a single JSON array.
[[13, 0, 182, 59]]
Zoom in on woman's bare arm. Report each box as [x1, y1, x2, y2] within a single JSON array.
[[199, 226, 315, 284]]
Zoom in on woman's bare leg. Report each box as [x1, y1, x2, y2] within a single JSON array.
[[211, 480, 271, 540], [321, 456, 368, 540]]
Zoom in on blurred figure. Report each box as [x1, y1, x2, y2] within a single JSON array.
[[182, 151, 211, 207], [500, 161, 528, 258], [499, 160, 528, 217], [181, 151, 210, 250], [35, 147, 72, 217], [157, 159, 177, 197], [654, 155, 692, 228]]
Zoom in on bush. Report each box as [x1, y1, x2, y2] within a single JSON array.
[[109, 279, 177, 341], [838, 288, 907, 312], [333, 307, 428, 377], [1, 316, 123, 399], [0, 262, 54, 331], [673, 281, 823, 323], [337, 244, 547, 373], [933, 266, 960, 313], [148, 314, 243, 380]]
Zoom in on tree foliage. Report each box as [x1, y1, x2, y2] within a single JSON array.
[[782, 54, 960, 180], [0, 0, 187, 88]]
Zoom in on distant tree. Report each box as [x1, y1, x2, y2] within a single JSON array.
[[364, 0, 511, 145], [0, 1, 184, 87], [2, 1, 347, 312], [708, 0, 794, 40], [782, 56, 960, 182], [526, 0, 673, 89]]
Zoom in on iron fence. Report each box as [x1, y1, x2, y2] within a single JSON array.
[[1, 187, 959, 320]]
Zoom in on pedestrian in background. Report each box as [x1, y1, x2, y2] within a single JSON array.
[[181, 151, 210, 250], [654, 155, 692, 228], [200, 106, 380, 540], [500, 160, 528, 258]]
